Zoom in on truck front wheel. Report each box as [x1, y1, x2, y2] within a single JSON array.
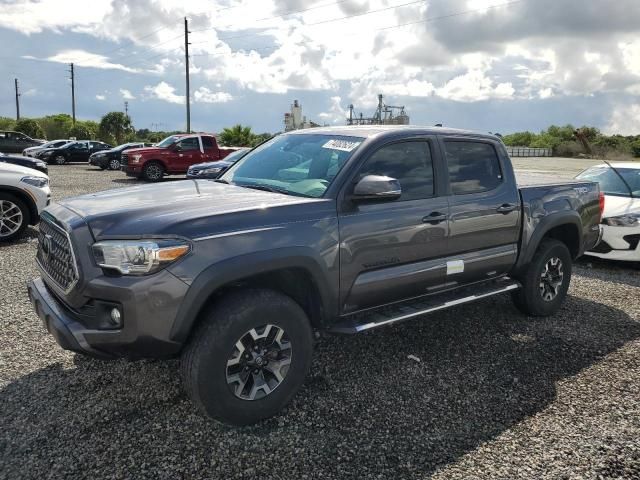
[[180, 288, 314, 425], [512, 239, 572, 316], [142, 161, 164, 182]]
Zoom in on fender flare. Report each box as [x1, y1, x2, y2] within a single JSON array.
[[516, 211, 582, 269], [169, 247, 338, 343]]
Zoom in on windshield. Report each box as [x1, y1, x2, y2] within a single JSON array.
[[576, 165, 640, 198], [156, 135, 181, 148], [114, 143, 139, 152], [222, 134, 364, 198]]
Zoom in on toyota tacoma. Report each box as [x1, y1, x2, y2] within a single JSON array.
[[27, 126, 602, 425]]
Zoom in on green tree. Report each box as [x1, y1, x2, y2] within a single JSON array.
[[99, 112, 134, 145], [219, 124, 256, 147], [0, 117, 15, 130], [251, 132, 273, 147], [14, 118, 45, 139], [69, 122, 95, 140], [39, 114, 73, 140], [502, 131, 535, 147]]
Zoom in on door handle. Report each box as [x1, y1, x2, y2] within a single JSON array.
[[496, 203, 517, 214], [422, 212, 448, 225]]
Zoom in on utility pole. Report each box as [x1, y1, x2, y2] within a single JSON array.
[[184, 17, 191, 133], [14, 78, 20, 121], [124, 101, 129, 119], [69, 63, 76, 125]]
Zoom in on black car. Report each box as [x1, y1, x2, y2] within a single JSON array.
[[0, 130, 45, 154], [36, 140, 112, 165], [0, 152, 48, 174], [89, 142, 154, 170], [186, 148, 249, 179]]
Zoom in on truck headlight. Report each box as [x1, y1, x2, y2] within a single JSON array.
[[20, 176, 49, 188], [131, 154, 142, 164], [92, 240, 190, 275], [603, 213, 640, 227]]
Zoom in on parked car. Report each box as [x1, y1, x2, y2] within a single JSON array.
[[576, 162, 640, 262], [0, 152, 48, 175], [27, 126, 602, 425], [36, 140, 112, 165], [186, 147, 250, 179], [0, 162, 50, 241], [89, 142, 155, 171], [121, 133, 238, 181], [23, 139, 72, 157], [0, 131, 45, 154]]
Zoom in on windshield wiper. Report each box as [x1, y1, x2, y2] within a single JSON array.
[[240, 183, 312, 198]]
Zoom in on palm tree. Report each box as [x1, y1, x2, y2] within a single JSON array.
[[219, 124, 256, 147]]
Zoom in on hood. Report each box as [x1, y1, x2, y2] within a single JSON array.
[[123, 146, 168, 156], [57, 180, 332, 239], [0, 162, 48, 177], [603, 194, 640, 218]]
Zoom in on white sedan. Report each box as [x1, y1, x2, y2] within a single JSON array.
[[576, 162, 640, 262], [0, 162, 51, 242]]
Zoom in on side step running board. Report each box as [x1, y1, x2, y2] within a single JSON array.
[[329, 279, 520, 334]]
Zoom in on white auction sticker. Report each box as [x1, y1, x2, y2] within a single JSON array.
[[322, 139, 362, 152]]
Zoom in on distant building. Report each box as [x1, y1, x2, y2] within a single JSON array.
[[284, 100, 321, 131]]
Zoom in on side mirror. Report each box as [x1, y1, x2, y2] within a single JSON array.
[[352, 175, 402, 202]]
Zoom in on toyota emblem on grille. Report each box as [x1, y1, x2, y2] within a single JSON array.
[[42, 234, 53, 261]]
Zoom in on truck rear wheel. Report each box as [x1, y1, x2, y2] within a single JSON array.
[[512, 239, 572, 316], [142, 161, 164, 182], [180, 288, 314, 425]]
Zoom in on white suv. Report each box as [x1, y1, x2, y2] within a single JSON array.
[[0, 162, 50, 241]]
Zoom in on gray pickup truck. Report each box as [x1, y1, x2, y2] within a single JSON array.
[[27, 126, 602, 425]]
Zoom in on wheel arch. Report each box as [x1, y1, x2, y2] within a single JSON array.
[[170, 250, 338, 345], [0, 186, 37, 225], [516, 212, 582, 272]]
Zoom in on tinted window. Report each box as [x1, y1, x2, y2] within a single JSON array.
[[576, 166, 640, 197], [359, 141, 434, 201], [445, 141, 503, 194], [201, 136, 215, 149], [178, 137, 199, 150], [69, 142, 87, 150]]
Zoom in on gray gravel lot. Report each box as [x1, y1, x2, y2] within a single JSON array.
[[1, 163, 639, 479]]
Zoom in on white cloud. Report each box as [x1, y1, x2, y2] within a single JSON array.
[[0, 0, 111, 34], [39, 50, 138, 72], [605, 103, 640, 135], [143, 81, 184, 104], [194, 87, 233, 103], [120, 89, 135, 100], [318, 96, 346, 124], [437, 70, 514, 102], [95, 94, 106, 100]]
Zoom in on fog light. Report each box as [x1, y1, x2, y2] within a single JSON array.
[[110, 307, 122, 326]]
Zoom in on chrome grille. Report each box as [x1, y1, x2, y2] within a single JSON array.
[[36, 216, 79, 293]]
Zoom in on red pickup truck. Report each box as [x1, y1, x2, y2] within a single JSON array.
[[121, 133, 239, 181]]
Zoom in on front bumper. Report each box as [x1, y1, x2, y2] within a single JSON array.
[[27, 271, 189, 359], [585, 223, 640, 262], [89, 156, 108, 168]]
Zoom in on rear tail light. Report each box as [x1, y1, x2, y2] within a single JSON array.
[[599, 191, 605, 223]]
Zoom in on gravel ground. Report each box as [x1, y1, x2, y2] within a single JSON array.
[[1, 164, 639, 479]]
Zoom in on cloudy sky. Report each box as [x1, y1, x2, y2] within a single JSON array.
[[2, 0, 640, 135]]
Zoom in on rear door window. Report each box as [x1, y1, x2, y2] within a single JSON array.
[[201, 136, 216, 149], [445, 141, 503, 194]]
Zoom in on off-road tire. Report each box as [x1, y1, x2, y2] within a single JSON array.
[[0, 193, 30, 242], [512, 239, 572, 316], [180, 288, 314, 425], [142, 161, 164, 182]]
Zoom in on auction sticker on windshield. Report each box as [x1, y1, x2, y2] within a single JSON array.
[[322, 139, 362, 152]]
